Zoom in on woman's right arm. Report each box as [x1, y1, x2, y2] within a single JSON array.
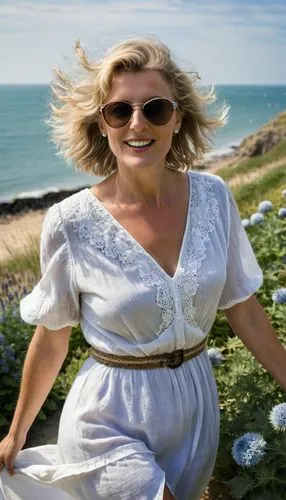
[[0, 324, 72, 476]]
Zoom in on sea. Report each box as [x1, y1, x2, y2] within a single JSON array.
[[0, 84, 286, 203]]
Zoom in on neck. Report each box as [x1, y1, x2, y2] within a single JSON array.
[[113, 164, 175, 209]]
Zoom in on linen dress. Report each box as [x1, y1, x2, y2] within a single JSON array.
[[0, 170, 263, 500]]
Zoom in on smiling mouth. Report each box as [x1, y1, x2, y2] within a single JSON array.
[[125, 140, 155, 148]]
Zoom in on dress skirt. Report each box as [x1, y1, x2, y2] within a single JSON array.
[[0, 350, 220, 500]]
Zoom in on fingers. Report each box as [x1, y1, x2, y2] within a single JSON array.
[[0, 456, 15, 476], [6, 458, 15, 476]]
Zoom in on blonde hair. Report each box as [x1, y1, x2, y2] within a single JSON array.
[[48, 37, 228, 176]]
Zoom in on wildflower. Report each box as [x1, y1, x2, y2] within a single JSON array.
[[0, 358, 9, 373], [241, 219, 250, 228], [250, 213, 264, 225], [232, 432, 266, 467], [4, 346, 15, 360], [258, 200, 273, 213], [272, 288, 286, 304], [0, 333, 4, 345], [269, 403, 286, 431], [207, 348, 224, 366], [278, 208, 286, 218]]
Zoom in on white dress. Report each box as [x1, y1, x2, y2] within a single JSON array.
[[0, 171, 263, 500]]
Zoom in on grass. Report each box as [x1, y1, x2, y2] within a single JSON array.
[[0, 246, 40, 283], [231, 164, 286, 215], [215, 140, 286, 181], [0, 139, 285, 499]]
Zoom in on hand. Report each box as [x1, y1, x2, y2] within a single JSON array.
[[0, 433, 26, 476]]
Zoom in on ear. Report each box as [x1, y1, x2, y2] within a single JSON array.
[[97, 115, 107, 136], [174, 109, 182, 132]]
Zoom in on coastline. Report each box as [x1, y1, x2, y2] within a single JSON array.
[[0, 153, 236, 262], [0, 151, 236, 219]]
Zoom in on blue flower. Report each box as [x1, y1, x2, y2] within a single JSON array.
[[272, 288, 286, 304], [207, 348, 224, 366], [4, 346, 15, 360], [270, 403, 286, 431], [258, 200, 273, 213], [278, 208, 286, 218], [250, 213, 264, 225], [232, 432, 266, 467], [242, 219, 250, 228], [0, 333, 4, 345]]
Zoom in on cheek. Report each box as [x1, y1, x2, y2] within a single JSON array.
[[106, 133, 123, 155]]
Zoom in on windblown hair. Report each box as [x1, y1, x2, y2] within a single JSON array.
[[48, 37, 228, 176]]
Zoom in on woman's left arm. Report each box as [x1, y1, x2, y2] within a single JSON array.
[[223, 295, 286, 390]]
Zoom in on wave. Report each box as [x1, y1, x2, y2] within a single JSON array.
[[0, 138, 244, 205], [0, 182, 92, 204], [205, 138, 242, 161]]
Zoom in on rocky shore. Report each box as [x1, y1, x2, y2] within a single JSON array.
[[1, 110, 285, 221], [0, 110, 285, 261], [0, 186, 91, 220]]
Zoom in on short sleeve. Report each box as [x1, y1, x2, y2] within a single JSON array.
[[217, 182, 263, 310], [20, 203, 80, 330]]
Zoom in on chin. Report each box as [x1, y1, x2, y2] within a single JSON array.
[[120, 154, 165, 170]]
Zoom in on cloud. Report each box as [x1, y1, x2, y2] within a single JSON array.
[[1, 0, 286, 83]]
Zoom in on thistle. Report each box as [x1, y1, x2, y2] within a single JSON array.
[[250, 212, 264, 225], [242, 219, 250, 228], [258, 200, 273, 213], [272, 288, 286, 304], [232, 432, 266, 467], [278, 208, 286, 218], [207, 347, 224, 366], [269, 403, 286, 431]]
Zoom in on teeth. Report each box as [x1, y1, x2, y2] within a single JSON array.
[[127, 140, 153, 147]]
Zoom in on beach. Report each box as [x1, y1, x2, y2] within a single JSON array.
[[0, 155, 237, 262]]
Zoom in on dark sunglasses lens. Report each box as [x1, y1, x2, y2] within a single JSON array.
[[143, 99, 173, 125], [103, 102, 132, 127]]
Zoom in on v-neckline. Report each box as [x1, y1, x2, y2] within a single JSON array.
[[85, 171, 192, 281]]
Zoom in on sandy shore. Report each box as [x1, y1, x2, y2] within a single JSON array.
[[0, 210, 46, 261], [0, 156, 236, 262]]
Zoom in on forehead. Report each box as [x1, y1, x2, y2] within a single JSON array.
[[106, 70, 174, 102]]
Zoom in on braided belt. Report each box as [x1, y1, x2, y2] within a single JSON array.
[[90, 337, 207, 369]]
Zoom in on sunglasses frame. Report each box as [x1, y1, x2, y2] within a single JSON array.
[[99, 97, 178, 128]]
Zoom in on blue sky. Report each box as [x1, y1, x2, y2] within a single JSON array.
[[1, 0, 286, 84]]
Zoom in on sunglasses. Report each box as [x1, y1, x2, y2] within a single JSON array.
[[99, 97, 178, 128]]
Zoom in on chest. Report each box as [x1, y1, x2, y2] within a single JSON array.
[[102, 201, 189, 278]]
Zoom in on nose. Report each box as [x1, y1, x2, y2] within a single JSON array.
[[129, 106, 149, 131]]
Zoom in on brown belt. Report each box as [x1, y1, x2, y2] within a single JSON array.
[[90, 337, 207, 369]]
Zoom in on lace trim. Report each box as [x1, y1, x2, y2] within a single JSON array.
[[178, 173, 219, 326], [70, 195, 176, 336], [69, 173, 219, 333]]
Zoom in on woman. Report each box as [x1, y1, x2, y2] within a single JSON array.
[[0, 37, 285, 500]]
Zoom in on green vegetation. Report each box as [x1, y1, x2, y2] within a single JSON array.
[[0, 134, 285, 497], [233, 164, 286, 216], [216, 140, 286, 181]]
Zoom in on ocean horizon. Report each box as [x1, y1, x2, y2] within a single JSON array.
[[1, 84, 286, 204]]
